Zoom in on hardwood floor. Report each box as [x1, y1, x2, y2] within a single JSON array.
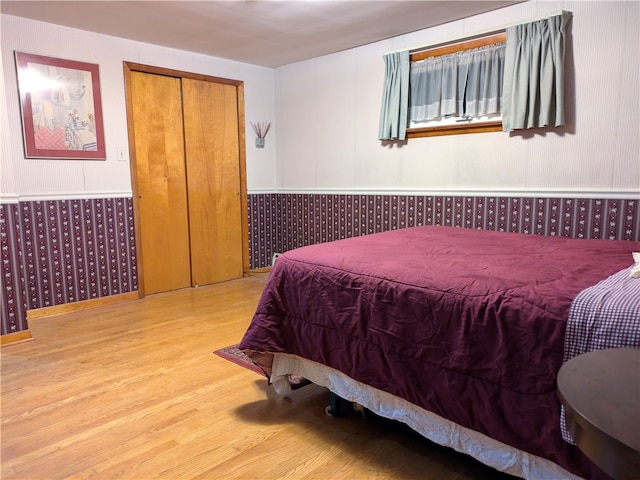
[[1, 274, 517, 479]]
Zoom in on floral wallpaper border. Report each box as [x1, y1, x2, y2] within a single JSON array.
[[2, 193, 638, 335], [249, 194, 639, 268], [1, 198, 137, 335]]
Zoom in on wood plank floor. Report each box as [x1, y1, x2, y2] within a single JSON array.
[[1, 274, 518, 479]]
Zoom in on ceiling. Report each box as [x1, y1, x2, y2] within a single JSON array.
[[1, 1, 522, 68]]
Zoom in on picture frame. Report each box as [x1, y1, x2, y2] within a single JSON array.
[[14, 52, 106, 160]]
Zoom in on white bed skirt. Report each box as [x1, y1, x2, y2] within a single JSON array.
[[271, 353, 583, 480]]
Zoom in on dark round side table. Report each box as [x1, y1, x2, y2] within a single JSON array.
[[557, 348, 640, 480]]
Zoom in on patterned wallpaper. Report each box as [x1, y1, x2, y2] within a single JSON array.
[[1, 198, 137, 335], [249, 193, 640, 269], [2, 193, 639, 335], [1, 203, 26, 335]]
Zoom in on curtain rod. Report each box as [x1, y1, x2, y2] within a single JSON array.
[[385, 10, 571, 56]]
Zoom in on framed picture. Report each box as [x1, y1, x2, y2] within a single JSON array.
[[15, 52, 106, 160]]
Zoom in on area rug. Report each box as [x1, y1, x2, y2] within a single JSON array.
[[213, 344, 267, 377], [213, 344, 312, 390]]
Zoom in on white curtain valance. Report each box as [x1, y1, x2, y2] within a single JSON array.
[[409, 43, 505, 122]]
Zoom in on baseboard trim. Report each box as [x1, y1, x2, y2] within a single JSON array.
[[1, 330, 33, 346], [246, 267, 271, 274], [27, 292, 139, 320]]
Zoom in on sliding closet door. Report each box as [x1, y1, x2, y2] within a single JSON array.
[[182, 78, 243, 285], [130, 71, 191, 294]]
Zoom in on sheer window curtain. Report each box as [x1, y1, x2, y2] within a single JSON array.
[[409, 43, 505, 123], [378, 51, 410, 141], [502, 13, 570, 131]]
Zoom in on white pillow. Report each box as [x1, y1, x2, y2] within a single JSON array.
[[631, 252, 640, 278]]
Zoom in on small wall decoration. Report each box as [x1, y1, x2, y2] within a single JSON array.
[[250, 121, 271, 148], [14, 52, 106, 160]]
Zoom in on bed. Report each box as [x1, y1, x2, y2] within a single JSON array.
[[239, 225, 640, 480]]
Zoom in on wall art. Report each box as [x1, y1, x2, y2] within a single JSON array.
[[15, 52, 106, 159]]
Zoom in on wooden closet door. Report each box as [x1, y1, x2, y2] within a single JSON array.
[[130, 71, 191, 294], [182, 78, 243, 285]]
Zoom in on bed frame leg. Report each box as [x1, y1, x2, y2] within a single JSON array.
[[325, 392, 344, 416]]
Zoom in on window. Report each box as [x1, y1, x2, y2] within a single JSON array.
[[407, 33, 505, 138], [378, 13, 569, 141]]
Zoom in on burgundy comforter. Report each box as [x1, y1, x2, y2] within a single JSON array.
[[239, 226, 638, 479]]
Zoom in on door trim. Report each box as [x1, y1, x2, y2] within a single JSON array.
[[123, 62, 250, 298]]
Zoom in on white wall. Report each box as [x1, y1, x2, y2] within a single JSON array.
[[3, 1, 639, 202], [274, 0, 640, 197], [0, 14, 277, 200]]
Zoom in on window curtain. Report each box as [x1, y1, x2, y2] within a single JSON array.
[[409, 43, 505, 122], [378, 51, 410, 141], [502, 13, 569, 132]]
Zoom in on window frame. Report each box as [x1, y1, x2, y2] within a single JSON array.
[[407, 32, 506, 139]]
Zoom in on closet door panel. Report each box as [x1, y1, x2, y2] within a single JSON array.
[[131, 71, 191, 294], [182, 78, 243, 285]]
